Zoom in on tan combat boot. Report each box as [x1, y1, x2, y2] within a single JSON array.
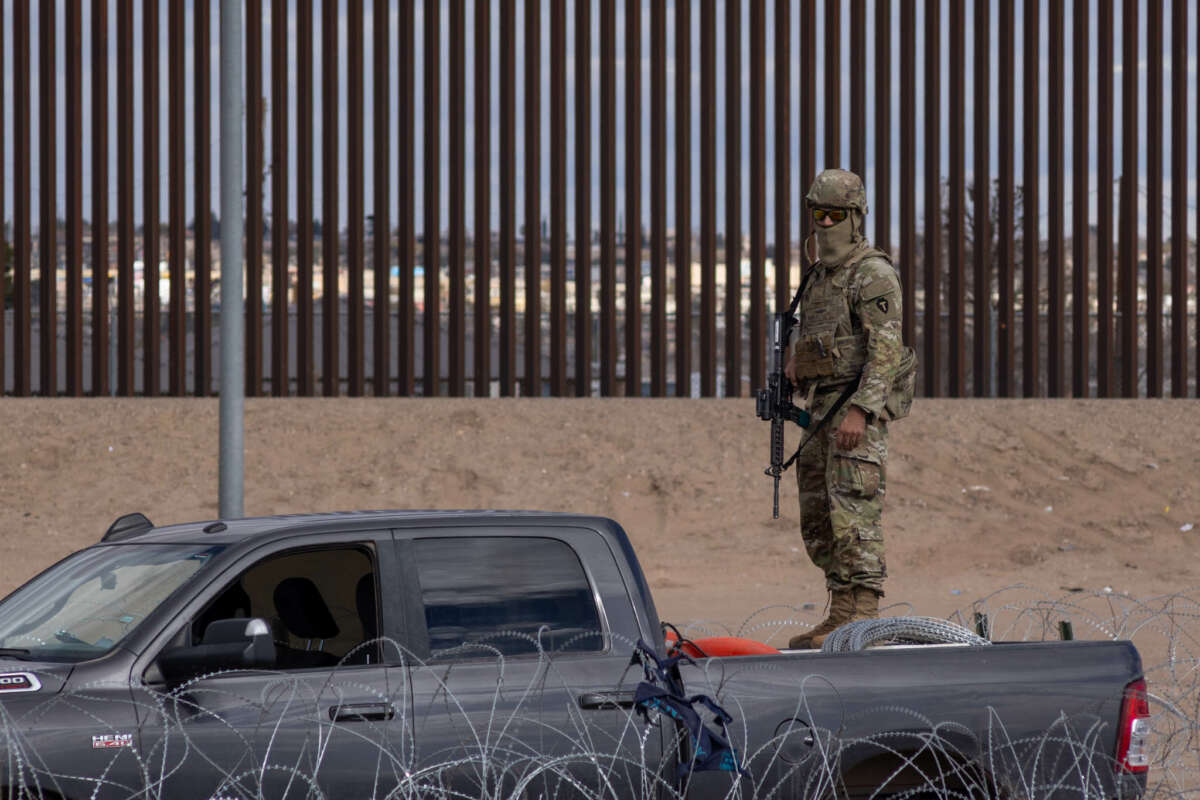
[[847, 586, 881, 623], [788, 589, 855, 649], [807, 587, 882, 649]]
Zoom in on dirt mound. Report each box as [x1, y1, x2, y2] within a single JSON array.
[[2, 398, 1197, 630]]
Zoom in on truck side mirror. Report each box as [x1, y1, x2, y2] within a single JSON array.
[[158, 617, 277, 681]]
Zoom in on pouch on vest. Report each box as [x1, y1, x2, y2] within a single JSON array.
[[884, 346, 918, 421], [791, 332, 837, 380]]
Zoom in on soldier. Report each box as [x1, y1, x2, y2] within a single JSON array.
[[786, 168, 914, 650]]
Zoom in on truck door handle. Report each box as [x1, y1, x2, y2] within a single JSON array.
[[328, 702, 395, 723], [578, 691, 637, 710]]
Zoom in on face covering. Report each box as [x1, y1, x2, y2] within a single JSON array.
[[815, 211, 864, 266]]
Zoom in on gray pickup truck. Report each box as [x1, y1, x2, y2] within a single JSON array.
[[0, 511, 1149, 799]]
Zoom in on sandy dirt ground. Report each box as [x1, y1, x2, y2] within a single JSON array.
[[1, 397, 1198, 643]]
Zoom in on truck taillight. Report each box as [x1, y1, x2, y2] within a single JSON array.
[[1116, 678, 1151, 774]]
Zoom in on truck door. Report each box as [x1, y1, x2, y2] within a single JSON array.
[[392, 529, 665, 799], [133, 532, 407, 799]]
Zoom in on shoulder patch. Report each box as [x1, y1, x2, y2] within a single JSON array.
[[860, 276, 898, 301]]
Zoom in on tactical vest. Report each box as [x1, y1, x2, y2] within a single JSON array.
[[791, 247, 918, 422], [790, 247, 888, 384]]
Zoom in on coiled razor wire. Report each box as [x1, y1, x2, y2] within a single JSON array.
[[820, 615, 992, 652], [5, 588, 1200, 798]]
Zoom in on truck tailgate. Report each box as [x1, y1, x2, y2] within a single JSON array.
[[676, 640, 1145, 799]]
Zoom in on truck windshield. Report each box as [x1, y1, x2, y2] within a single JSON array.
[[0, 544, 224, 662]]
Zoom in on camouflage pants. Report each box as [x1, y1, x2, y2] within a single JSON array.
[[794, 388, 888, 593]]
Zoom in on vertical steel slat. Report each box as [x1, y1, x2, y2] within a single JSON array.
[[575, 0, 591, 396], [169, 0, 186, 395], [91, 0, 110, 396], [875, 0, 891, 256], [322, 0, 339, 395], [924, 0, 941, 396], [974, 0, 991, 396], [1119, 0, 1137, 396], [1171, 0, 1187, 396], [476, 0, 492, 397], [749, 0, 765, 393], [650, 0, 666, 397], [66, 0, 83, 396], [1118, 173, 1133, 394], [800, 0, 815, 274], [1048, 0, 1065, 397], [374, 0, 391, 396], [900, 0, 915, 350], [448, 0, 465, 396], [551, 0, 568, 396], [348, 0, 365, 396], [599, 0, 615, 395], [116, 0, 133, 396], [14, 0, 30, 396], [397, 0, 414, 395], [144, 0, 160, 396], [40, 0, 57, 396], [525, 0, 541, 397], [850, 0, 866, 176], [195, 0, 213, 396], [825, 0, 840, 166], [296, 0, 314, 395], [448, 0, 465, 400], [1145, 0, 1163, 397], [424, 0, 440, 396], [726, 0, 741, 397], [774, 0, 789, 312], [0, 0, 5, 392], [1022, 0, 1039, 397], [13, 2, 30, 398], [700, 0, 716, 397], [273, 0, 290, 396], [1072, 0, 1089, 396], [500, 0, 516, 395], [998, 0, 1015, 396], [13, 0, 33, 394], [948, 0, 964, 397], [675, 0, 691, 396], [1097, 0, 1114, 396], [625, 0, 641, 396], [245, 0, 262, 397]]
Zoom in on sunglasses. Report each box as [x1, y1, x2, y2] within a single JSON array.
[[812, 207, 849, 222]]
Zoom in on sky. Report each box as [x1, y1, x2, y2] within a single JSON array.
[[2, 0, 1198, 245]]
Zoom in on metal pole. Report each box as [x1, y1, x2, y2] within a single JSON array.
[[219, 0, 245, 519]]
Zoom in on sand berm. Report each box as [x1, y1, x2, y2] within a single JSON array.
[[1, 398, 1197, 633]]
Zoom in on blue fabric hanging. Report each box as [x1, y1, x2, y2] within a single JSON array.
[[633, 639, 749, 778]]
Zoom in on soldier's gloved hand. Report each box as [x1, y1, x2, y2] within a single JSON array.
[[785, 353, 800, 386], [835, 406, 868, 451]]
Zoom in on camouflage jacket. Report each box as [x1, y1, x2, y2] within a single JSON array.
[[789, 242, 905, 419]]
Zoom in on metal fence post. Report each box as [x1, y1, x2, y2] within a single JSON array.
[[220, 0, 245, 519]]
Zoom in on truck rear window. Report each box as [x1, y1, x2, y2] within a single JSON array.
[[414, 537, 604, 658]]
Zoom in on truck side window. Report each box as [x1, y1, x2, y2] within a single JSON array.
[[191, 545, 381, 668], [414, 537, 604, 658]]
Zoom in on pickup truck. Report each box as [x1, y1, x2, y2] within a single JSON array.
[[0, 510, 1149, 800]]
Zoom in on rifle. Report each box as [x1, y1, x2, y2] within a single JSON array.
[[756, 278, 859, 518], [756, 286, 810, 519]]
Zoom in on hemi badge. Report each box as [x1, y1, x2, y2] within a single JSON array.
[[92, 733, 134, 750], [0, 672, 41, 693]]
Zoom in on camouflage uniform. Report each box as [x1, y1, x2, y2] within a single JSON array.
[[789, 169, 908, 597]]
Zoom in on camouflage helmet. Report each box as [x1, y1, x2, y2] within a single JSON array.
[[805, 168, 867, 213]]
